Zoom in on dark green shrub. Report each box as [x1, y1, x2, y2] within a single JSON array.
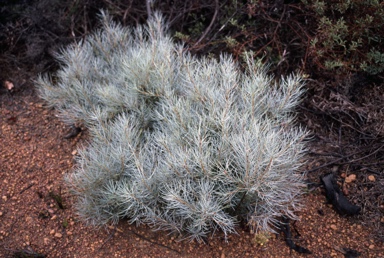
[[304, 0, 384, 74]]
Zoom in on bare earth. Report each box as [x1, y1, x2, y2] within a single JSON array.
[[1, 88, 383, 257]]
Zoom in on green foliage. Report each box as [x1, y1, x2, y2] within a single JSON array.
[[36, 11, 307, 242], [171, 1, 309, 73], [305, 0, 384, 74], [49, 189, 64, 209], [62, 218, 69, 228]]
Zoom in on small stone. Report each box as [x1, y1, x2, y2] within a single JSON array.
[[51, 215, 57, 220], [54, 233, 62, 238], [4, 80, 14, 90], [330, 224, 337, 230], [368, 175, 375, 182], [369, 244, 374, 249], [345, 174, 356, 183], [0, 211, 3, 216], [48, 209, 54, 214], [71, 150, 77, 155], [44, 238, 50, 245], [50, 230, 55, 235], [2, 196, 7, 201]]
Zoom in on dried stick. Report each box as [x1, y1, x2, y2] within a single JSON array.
[[193, 0, 219, 48], [305, 145, 383, 173], [129, 229, 181, 254], [146, 0, 152, 18]]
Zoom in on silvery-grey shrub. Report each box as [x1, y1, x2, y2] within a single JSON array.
[[36, 11, 308, 242]]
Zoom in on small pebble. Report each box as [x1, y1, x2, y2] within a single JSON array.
[[50, 230, 55, 235], [368, 175, 375, 182], [330, 224, 337, 230], [345, 174, 356, 183], [54, 233, 62, 238]]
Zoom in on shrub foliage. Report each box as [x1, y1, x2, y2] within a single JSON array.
[[304, 0, 384, 74], [36, 12, 307, 241]]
